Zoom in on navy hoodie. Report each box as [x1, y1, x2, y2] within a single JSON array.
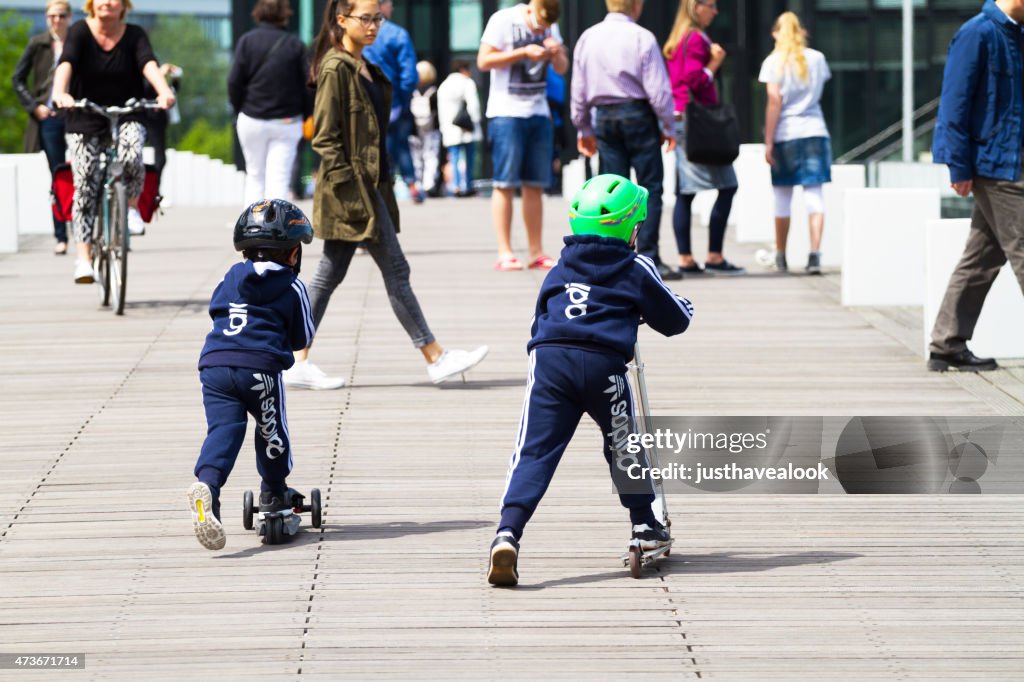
[[528, 235, 693, 362], [199, 260, 315, 373]]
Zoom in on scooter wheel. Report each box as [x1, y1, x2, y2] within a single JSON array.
[[243, 490, 254, 530], [310, 488, 322, 528], [628, 545, 642, 579], [263, 515, 284, 545]]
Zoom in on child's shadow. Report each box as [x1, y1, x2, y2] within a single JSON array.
[[213, 519, 492, 559], [514, 550, 863, 590]]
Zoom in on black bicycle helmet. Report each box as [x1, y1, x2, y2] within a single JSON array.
[[233, 199, 314, 251]]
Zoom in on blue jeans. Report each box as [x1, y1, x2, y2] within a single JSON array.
[[387, 108, 416, 185], [488, 115, 553, 189], [39, 116, 67, 243], [594, 102, 664, 263], [449, 143, 475, 193]]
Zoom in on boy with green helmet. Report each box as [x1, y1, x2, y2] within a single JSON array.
[[488, 174, 694, 586]]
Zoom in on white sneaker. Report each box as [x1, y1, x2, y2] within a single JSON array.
[[74, 259, 95, 284], [282, 360, 346, 390], [128, 207, 146, 235], [187, 481, 225, 550], [427, 346, 488, 384]]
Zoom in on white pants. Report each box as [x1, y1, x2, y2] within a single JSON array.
[[236, 112, 303, 205], [410, 130, 441, 192]]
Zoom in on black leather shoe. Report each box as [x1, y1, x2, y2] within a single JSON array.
[[656, 262, 683, 281], [927, 349, 998, 372]]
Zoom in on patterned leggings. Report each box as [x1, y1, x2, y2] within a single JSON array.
[[66, 121, 146, 244]]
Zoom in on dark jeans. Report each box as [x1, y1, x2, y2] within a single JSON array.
[[306, 189, 435, 348], [387, 108, 416, 185], [594, 101, 664, 263], [39, 116, 67, 243]]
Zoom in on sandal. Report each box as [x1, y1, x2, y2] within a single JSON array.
[[494, 255, 524, 271], [527, 254, 556, 270]]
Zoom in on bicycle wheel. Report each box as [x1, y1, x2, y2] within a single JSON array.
[[109, 182, 129, 315], [92, 211, 110, 307]]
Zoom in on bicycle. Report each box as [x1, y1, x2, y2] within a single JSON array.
[[68, 98, 161, 315]]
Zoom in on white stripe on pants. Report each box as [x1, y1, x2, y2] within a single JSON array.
[[236, 112, 303, 204]]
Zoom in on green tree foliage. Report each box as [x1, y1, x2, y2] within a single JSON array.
[[148, 16, 232, 162], [0, 12, 32, 153]]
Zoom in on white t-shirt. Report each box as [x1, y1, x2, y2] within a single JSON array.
[[758, 47, 831, 142], [480, 4, 563, 119]]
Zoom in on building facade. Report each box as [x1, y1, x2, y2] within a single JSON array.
[[263, 0, 981, 160]]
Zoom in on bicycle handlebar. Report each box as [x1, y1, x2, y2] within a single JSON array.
[[67, 98, 163, 118]]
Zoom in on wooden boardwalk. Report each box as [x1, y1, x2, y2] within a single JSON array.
[[0, 197, 1021, 680]]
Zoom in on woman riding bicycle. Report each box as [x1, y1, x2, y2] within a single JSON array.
[[50, 0, 174, 284]]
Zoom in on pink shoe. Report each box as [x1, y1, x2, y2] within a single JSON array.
[[494, 256, 524, 271], [527, 254, 556, 270]]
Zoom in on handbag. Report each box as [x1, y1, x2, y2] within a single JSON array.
[[685, 101, 740, 165], [453, 100, 473, 132], [678, 31, 740, 166]]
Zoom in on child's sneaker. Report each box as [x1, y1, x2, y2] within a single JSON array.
[[428, 346, 489, 384], [259, 490, 292, 513], [487, 532, 520, 586], [632, 519, 671, 551], [187, 482, 225, 550], [283, 360, 346, 390]]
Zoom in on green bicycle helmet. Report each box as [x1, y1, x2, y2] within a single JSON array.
[[568, 174, 649, 245]]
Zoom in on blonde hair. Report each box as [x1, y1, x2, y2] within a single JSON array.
[[84, 0, 132, 19], [771, 11, 809, 82], [605, 0, 637, 13], [416, 60, 436, 87], [663, 0, 701, 60], [47, 0, 71, 13]]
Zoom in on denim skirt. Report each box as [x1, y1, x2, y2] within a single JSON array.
[[770, 136, 832, 187], [674, 118, 738, 194]]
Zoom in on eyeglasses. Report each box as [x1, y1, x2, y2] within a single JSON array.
[[344, 13, 385, 28], [46, 12, 70, 19]]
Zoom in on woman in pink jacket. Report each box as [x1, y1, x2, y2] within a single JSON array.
[[663, 0, 743, 275]]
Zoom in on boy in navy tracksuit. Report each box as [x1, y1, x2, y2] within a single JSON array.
[[488, 174, 694, 586], [187, 199, 315, 550]]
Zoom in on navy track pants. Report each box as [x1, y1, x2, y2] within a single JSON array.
[[499, 346, 656, 538], [194, 366, 293, 501]]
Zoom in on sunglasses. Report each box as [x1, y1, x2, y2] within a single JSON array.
[[345, 13, 385, 28], [46, 12, 70, 19]]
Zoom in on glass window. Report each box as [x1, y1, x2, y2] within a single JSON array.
[[450, 0, 483, 52], [816, 0, 869, 9], [873, 0, 926, 8]]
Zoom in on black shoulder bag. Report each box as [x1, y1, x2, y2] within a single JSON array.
[[681, 33, 740, 166]]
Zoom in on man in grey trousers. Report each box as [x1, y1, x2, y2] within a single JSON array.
[[929, 0, 1024, 372]]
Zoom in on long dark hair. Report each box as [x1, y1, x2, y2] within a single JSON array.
[[309, 0, 353, 87]]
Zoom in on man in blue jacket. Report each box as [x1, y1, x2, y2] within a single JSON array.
[[929, 0, 1024, 372], [363, 0, 423, 202]]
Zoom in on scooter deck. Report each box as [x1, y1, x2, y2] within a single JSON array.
[[620, 539, 674, 567]]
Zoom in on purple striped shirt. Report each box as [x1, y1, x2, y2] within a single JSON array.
[[570, 13, 675, 138]]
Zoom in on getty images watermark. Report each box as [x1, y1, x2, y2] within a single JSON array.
[[609, 417, 1024, 495], [623, 427, 829, 483]]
